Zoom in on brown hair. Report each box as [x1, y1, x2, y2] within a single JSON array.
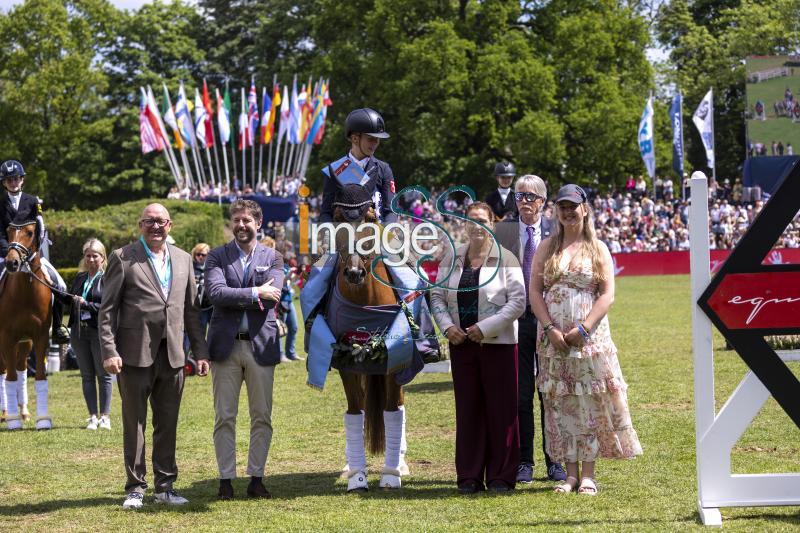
[[465, 201, 495, 223], [229, 199, 262, 221]]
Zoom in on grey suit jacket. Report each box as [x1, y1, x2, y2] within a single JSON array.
[[494, 215, 554, 262], [99, 240, 209, 369], [204, 240, 285, 366]]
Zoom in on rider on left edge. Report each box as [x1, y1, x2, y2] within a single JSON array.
[[0, 159, 70, 344]]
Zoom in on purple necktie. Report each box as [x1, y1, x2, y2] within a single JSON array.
[[523, 226, 536, 302]]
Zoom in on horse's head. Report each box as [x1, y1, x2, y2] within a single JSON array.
[[5, 220, 39, 273], [333, 184, 378, 286]]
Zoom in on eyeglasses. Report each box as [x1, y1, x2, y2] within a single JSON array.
[[195, 253, 207, 258], [514, 192, 544, 203], [140, 218, 171, 228]]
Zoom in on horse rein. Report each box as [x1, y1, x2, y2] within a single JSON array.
[[4, 234, 71, 299]]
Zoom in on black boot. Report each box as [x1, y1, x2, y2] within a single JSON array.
[[51, 300, 70, 344]]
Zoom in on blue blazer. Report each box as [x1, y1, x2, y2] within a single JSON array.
[[205, 240, 285, 366]]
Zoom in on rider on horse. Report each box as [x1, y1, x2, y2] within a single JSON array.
[[0, 159, 70, 344]]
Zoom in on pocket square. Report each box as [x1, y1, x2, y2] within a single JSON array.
[[255, 266, 269, 272]]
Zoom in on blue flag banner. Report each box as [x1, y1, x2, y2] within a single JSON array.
[[638, 96, 656, 178], [321, 155, 370, 187], [669, 93, 684, 176]]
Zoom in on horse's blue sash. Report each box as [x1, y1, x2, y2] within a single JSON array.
[[300, 251, 439, 389]]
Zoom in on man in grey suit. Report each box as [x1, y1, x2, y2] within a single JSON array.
[[494, 175, 566, 485], [204, 199, 284, 500], [100, 203, 210, 509]]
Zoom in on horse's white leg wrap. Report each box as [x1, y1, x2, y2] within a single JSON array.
[[380, 409, 403, 489], [342, 409, 364, 476], [0, 374, 6, 411], [344, 412, 368, 491], [17, 370, 28, 407], [398, 405, 410, 476], [35, 380, 51, 429], [5, 380, 21, 430]]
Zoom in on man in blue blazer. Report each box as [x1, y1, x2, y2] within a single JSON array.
[[204, 199, 284, 501], [494, 174, 566, 485]]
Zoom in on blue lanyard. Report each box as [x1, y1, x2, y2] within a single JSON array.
[[140, 236, 172, 292], [81, 271, 102, 300]]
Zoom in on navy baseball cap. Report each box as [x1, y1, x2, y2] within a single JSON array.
[[555, 184, 587, 204]]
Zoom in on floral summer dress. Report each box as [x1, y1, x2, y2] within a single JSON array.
[[536, 255, 642, 463]]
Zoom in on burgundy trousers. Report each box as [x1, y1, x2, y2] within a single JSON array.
[[450, 340, 520, 488]]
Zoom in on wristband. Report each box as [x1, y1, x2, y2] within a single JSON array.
[[576, 322, 591, 342]]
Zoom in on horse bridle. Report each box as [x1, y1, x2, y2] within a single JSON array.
[[6, 222, 39, 269]]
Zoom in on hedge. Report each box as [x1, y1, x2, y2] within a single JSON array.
[[47, 199, 227, 269]]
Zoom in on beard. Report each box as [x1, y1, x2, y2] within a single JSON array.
[[235, 227, 256, 245]]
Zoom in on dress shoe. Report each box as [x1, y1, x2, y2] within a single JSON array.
[[218, 480, 234, 501], [457, 481, 480, 495], [247, 480, 272, 499], [488, 481, 513, 493]]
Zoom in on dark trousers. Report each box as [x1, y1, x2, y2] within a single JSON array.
[[518, 312, 554, 467], [117, 341, 184, 494], [451, 341, 519, 488], [71, 324, 112, 415]]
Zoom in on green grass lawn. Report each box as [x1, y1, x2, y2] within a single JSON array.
[[1, 275, 799, 531]]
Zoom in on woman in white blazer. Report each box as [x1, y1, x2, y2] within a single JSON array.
[[431, 201, 525, 493]]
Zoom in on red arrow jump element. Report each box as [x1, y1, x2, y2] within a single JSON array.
[[705, 271, 800, 330]]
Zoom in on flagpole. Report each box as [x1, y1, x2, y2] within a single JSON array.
[[241, 87, 247, 190], [191, 142, 205, 188], [680, 90, 686, 202], [709, 87, 716, 186], [212, 132, 223, 189], [204, 145, 216, 187], [273, 131, 284, 196], [179, 145, 194, 189], [258, 86, 265, 190]]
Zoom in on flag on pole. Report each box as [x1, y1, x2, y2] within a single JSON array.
[[260, 87, 272, 144], [145, 86, 169, 144], [175, 82, 195, 147], [277, 84, 290, 143], [202, 80, 215, 148], [162, 84, 184, 149], [216, 87, 230, 145], [669, 92, 684, 176], [693, 89, 715, 169], [289, 77, 300, 144], [264, 84, 281, 144], [238, 88, 250, 150], [247, 80, 259, 147], [194, 88, 208, 146], [297, 83, 309, 142], [313, 80, 332, 145], [638, 96, 656, 178], [140, 87, 162, 154]]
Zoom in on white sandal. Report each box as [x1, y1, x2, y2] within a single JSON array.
[[578, 477, 598, 496], [554, 475, 578, 493]]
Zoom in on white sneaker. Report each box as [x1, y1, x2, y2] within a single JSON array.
[[86, 415, 98, 430], [99, 415, 111, 430], [154, 489, 189, 505], [122, 492, 144, 509]]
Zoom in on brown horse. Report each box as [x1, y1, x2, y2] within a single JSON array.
[[331, 209, 408, 492], [0, 221, 53, 430]]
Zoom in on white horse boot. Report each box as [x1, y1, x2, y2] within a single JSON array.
[[35, 380, 52, 430], [380, 409, 403, 489], [398, 405, 410, 476], [5, 378, 22, 430], [344, 412, 368, 492], [17, 370, 30, 421], [341, 409, 364, 477]]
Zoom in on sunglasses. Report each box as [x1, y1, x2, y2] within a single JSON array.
[[195, 253, 207, 258], [514, 192, 544, 203]]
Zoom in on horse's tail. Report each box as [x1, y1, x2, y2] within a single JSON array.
[[364, 375, 385, 455]]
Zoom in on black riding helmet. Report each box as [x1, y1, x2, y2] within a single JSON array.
[[345, 108, 390, 139], [0, 160, 26, 180], [494, 161, 515, 177]]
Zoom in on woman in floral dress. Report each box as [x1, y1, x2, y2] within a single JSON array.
[[530, 184, 642, 495]]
